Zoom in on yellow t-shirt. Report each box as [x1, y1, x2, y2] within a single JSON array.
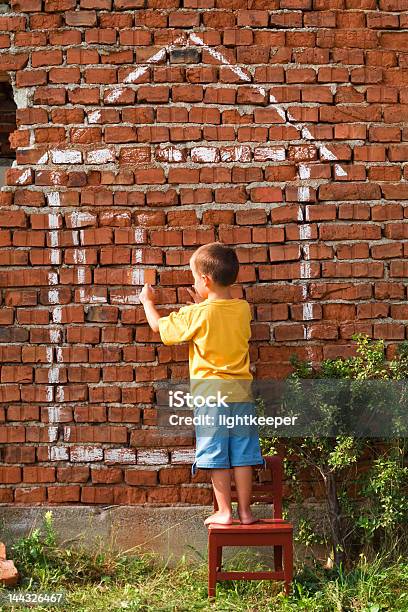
[[158, 298, 254, 403]]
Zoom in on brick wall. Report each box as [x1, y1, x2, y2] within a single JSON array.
[[0, 1, 407, 505]]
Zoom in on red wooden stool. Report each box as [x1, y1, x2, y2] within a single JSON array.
[[207, 455, 293, 598]]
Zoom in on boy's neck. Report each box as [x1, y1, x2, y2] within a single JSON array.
[[205, 287, 234, 301]]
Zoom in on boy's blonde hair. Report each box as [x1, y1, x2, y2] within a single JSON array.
[[191, 241, 239, 287]]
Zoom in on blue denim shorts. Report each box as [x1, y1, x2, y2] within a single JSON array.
[[191, 401, 265, 476]]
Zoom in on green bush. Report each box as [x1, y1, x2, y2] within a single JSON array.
[[258, 333, 408, 567]]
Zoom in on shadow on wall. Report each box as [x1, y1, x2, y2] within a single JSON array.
[[0, 72, 16, 187]]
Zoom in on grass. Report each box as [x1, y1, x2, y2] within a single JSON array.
[[0, 513, 407, 611]]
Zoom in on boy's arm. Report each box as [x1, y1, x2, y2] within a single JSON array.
[[140, 283, 199, 346], [139, 283, 160, 332], [143, 300, 161, 333]]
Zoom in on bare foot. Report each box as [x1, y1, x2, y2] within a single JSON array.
[[204, 511, 233, 525], [238, 510, 259, 525]]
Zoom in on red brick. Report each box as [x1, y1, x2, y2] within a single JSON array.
[[81, 486, 114, 504], [44, 0, 76, 9], [0, 34, 10, 50], [0, 490, 13, 503], [159, 467, 190, 485], [49, 67, 81, 84], [112, 486, 146, 504], [34, 88, 66, 105], [180, 486, 212, 504], [0, 16, 26, 31], [31, 49, 62, 67], [16, 69, 47, 87], [84, 67, 117, 84], [3, 447, 35, 463], [49, 29, 82, 45], [0, 467, 21, 484], [14, 486, 46, 503], [12, 0, 41, 10], [47, 485, 81, 502], [91, 467, 122, 484], [86, 27, 116, 43], [23, 467, 55, 483], [15, 31, 46, 46], [105, 126, 137, 143], [147, 486, 180, 503], [65, 10, 97, 26], [57, 467, 90, 482], [0, 559, 19, 586]]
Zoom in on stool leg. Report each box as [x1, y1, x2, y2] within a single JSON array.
[[283, 537, 293, 595], [274, 545, 283, 571], [208, 534, 217, 599], [216, 546, 222, 570]]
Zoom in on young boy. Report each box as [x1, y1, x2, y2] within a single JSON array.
[[139, 241, 264, 525]]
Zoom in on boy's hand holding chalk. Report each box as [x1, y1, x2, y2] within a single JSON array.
[[139, 283, 155, 305]]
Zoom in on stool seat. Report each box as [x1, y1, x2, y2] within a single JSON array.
[[208, 518, 293, 533]]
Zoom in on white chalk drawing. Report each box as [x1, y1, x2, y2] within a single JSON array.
[[10, 30, 349, 469]]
